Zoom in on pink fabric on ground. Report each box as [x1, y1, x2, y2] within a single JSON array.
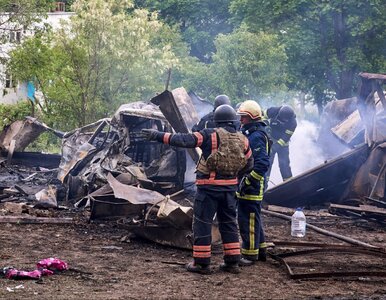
[[5, 269, 42, 280], [36, 258, 68, 271]]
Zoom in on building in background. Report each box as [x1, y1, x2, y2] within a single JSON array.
[[0, 1, 74, 104]]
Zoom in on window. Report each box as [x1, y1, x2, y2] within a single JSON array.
[[9, 30, 21, 43], [5, 72, 17, 89], [50, 2, 65, 12]]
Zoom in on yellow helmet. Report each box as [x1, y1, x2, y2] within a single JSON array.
[[237, 100, 262, 120]]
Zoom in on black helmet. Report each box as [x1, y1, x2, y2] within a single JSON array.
[[214, 104, 238, 123], [277, 105, 295, 123], [214, 94, 231, 109]]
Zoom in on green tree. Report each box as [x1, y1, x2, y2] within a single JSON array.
[[209, 26, 288, 103], [230, 0, 386, 113], [134, 0, 234, 63], [0, 100, 30, 129], [9, 0, 184, 130]]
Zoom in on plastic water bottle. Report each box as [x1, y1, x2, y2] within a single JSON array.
[[291, 208, 306, 237]]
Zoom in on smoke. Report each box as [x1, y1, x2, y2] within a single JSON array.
[[268, 120, 326, 188], [184, 154, 197, 183], [188, 91, 213, 119]]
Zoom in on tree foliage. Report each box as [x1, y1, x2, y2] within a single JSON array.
[[0, 99, 30, 129], [9, 0, 187, 130], [210, 26, 288, 103], [134, 0, 234, 63], [5, 0, 386, 124], [230, 0, 386, 112]]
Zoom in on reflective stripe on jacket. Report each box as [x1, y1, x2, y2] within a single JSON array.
[[155, 125, 253, 190]]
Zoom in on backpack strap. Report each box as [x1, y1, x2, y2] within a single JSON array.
[[209, 131, 218, 180]]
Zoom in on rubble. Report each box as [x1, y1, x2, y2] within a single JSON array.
[[265, 73, 386, 213], [0, 117, 63, 153], [0, 78, 384, 271], [0, 87, 201, 249], [269, 241, 386, 279]]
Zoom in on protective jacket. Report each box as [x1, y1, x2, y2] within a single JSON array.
[[236, 122, 270, 200], [265, 106, 297, 147], [153, 125, 253, 191], [265, 106, 297, 180], [236, 121, 270, 260]]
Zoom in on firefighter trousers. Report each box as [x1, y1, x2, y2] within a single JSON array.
[[192, 188, 241, 266], [237, 199, 266, 260], [267, 143, 292, 181]]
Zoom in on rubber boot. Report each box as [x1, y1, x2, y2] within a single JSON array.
[[219, 262, 240, 274], [239, 257, 255, 266], [186, 261, 211, 275], [258, 248, 267, 262]]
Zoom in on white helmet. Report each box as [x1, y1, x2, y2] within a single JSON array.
[[237, 100, 262, 120]]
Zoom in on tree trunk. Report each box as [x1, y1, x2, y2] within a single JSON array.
[[29, 98, 34, 117], [332, 6, 354, 99]]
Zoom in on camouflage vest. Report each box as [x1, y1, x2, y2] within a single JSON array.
[[196, 128, 247, 176]]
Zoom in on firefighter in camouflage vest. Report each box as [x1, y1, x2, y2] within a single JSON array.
[[142, 104, 253, 274]]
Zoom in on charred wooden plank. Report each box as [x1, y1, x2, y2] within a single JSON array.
[[0, 216, 73, 224], [264, 143, 369, 208]]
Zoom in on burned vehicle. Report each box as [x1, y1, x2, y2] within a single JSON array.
[[58, 88, 203, 200], [58, 101, 187, 202], [55, 88, 204, 248]]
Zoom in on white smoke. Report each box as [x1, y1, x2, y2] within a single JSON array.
[[268, 120, 326, 188]]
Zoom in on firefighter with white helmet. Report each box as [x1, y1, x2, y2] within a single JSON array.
[[236, 100, 271, 265]]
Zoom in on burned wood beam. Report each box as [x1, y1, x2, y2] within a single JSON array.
[[375, 81, 386, 108], [0, 216, 73, 224], [269, 249, 386, 280], [7, 139, 15, 164], [267, 205, 334, 217], [264, 143, 369, 207], [1, 152, 61, 168], [365, 197, 386, 209], [369, 162, 386, 199], [329, 203, 386, 218]]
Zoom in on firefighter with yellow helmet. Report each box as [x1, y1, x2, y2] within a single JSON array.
[[236, 100, 271, 265]]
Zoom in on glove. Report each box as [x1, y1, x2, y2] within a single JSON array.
[[238, 173, 260, 196], [238, 175, 253, 197], [141, 129, 159, 141]]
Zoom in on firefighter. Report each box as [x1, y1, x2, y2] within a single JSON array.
[[236, 100, 271, 265], [265, 105, 297, 182], [142, 104, 253, 274], [192, 94, 231, 132]]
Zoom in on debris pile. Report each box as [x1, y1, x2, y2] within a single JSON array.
[[265, 72, 386, 225], [0, 75, 385, 255], [0, 87, 204, 249]]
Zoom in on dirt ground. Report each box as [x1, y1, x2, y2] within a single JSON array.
[[1, 208, 386, 300]]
